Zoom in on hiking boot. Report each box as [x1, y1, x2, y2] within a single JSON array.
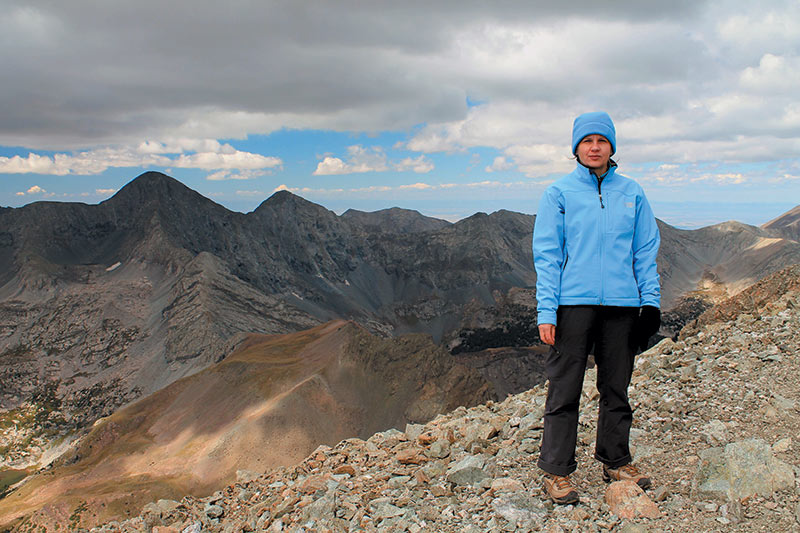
[[542, 473, 580, 505], [602, 463, 652, 490]]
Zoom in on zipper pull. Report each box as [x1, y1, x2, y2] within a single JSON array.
[[596, 175, 605, 208]]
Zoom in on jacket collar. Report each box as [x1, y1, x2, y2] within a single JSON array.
[[576, 158, 617, 183]]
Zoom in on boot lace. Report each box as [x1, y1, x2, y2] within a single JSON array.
[[617, 464, 641, 477], [550, 475, 575, 491]]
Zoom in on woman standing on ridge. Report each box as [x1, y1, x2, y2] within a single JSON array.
[[532, 111, 661, 504]]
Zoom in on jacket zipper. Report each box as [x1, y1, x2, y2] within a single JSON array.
[[596, 175, 605, 208], [596, 173, 605, 303]]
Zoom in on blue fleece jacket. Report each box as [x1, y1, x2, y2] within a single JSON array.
[[532, 163, 660, 326]]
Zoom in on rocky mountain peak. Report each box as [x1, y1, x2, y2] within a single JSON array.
[[106, 171, 224, 216], [254, 189, 329, 215]]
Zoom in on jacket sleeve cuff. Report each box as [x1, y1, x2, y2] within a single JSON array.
[[538, 310, 557, 326], [640, 295, 660, 308]]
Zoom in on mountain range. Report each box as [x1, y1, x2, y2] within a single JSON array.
[[1, 171, 799, 528]]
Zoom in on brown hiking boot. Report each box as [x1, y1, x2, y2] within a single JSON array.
[[602, 463, 652, 490], [542, 473, 579, 505]]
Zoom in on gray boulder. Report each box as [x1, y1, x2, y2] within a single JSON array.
[[695, 438, 795, 501]]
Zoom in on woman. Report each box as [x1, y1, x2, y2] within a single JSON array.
[[532, 111, 661, 504]]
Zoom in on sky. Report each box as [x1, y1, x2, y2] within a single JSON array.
[[1, 1, 799, 228]]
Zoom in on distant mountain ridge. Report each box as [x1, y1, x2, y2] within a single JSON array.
[[341, 206, 451, 234], [763, 204, 800, 242]]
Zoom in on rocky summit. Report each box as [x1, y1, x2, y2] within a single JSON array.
[[17, 264, 794, 532]]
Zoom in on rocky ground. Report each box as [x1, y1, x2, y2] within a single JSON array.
[[29, 269, 797, 533]]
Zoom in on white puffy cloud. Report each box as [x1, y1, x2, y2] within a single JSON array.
[[0, 153, 64, 174], [313, 157, 350, 176], [0, 143, 281, 176], [314, 145, 430, 175], [173, 148, 280, 171], [17, 185, 48, 195], [740, 54, 800, 95], [394, 155, 434, 174], [485, 156, 513, 173]]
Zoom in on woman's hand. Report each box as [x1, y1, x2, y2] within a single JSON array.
[[538, 323, 556, 345]]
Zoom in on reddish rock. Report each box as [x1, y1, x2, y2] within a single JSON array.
[[334, 464, 357, 476], [490, 477, 524, 493], [299, 474, 329, 494], [397, 447, 428, 465], [604, 481, 661, 519], [418, 432, 437, 445]]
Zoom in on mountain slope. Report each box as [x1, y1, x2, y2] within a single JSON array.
[[657, 219, 800, 305], [27, 266, 800, 532], [0, 321, 492, 529], [763, 204, 800, 242]]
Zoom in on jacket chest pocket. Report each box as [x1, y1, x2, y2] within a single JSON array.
[[607, 194, 636, 234]]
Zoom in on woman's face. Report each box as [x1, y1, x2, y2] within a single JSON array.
[[576, 134, 612, 173]]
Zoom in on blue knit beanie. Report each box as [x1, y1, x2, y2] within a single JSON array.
[[571, 111, 616, 155]]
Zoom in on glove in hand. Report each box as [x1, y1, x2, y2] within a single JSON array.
[[637, 305, 661, 351]]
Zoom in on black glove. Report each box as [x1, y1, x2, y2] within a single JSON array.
[[637, 305, 661, 351]]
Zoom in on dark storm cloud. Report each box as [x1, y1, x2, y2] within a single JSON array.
[[1, 0, 708, 148]]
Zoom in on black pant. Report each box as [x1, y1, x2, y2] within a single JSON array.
[[537, 305, 638, 476]]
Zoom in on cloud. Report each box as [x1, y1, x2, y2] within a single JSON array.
[[1, 0, 799, 206], [739, 54, 800, 95], [1, 153, 69, 174], [206, 169, 270, 181], [172, 149, 281, 171], [313, 157, 350, 176], [313, 145, 430, 175], [26, 185, 46, 194], [95, 188, 116, 195], [690, 172, 745, 185], [0, 143, 281, 176], [394, 155, 434, 173], [485, 156, 514, 173], [0, 1, 709, 151], [351, 185, 393, 193], [398, 182, 434, 190]]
